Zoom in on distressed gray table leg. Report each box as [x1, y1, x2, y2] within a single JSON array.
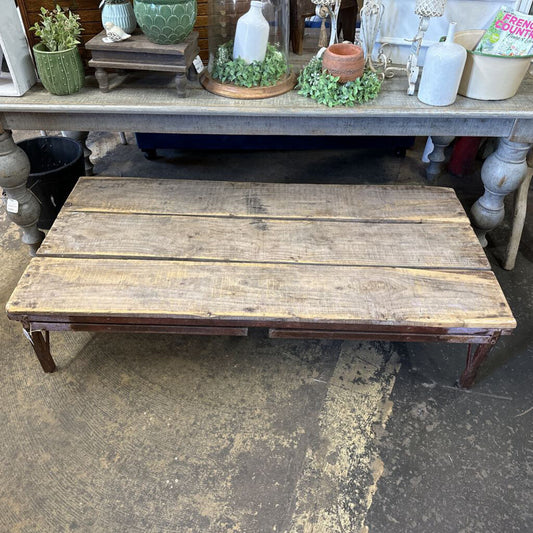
[[470, 138, 531, 247], [61, 131, 93, 176], [426, 136, 455, 181], [0, 129, 44, 255]]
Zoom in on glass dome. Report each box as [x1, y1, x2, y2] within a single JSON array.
[[203, 0, 294, 98]]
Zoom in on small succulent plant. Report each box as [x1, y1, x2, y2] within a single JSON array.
[[30, 5, 83, 52]]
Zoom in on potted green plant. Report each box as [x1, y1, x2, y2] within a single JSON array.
[[30, 5, 85, 95], [100, 0, 136, 34]]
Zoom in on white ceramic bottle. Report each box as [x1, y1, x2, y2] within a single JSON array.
[[417, 22, 467, 106], [233, 1, 269, 64]]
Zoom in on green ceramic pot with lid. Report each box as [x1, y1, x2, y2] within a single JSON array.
[[133, 0, 197, 45]]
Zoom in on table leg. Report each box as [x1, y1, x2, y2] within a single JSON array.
[[503, 163, 532, 270], [470, 138, 531, 247], [459, 332, 500, 389], [426, 136, 455, 181], [0, 129, 44, 255], [23, 327, 56, 373], [175, 72, 186, 98], [61, 131, 93, 176], [95, 67, 110, 92], [187, 65, 198, 82]]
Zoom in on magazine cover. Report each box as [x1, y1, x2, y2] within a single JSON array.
[[475, 6, 533, 56]]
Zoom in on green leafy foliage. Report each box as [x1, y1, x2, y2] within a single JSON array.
[[30, 5, 83, 52], [297, 56, 382, 107], [212, 41, 288, 88]]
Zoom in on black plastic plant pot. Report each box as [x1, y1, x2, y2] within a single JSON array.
[[17, 136, 84, 229]]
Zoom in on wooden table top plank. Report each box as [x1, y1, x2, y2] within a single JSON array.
[[40, 211, 490, 270], [85, 31, 198, 56], [63, 178, 470, 224], [6, 258, 516, 330], [0, 73, 531, 121]]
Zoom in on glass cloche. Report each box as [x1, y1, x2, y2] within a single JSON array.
[[201, 0, 295, 98]]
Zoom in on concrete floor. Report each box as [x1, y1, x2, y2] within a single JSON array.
[[1, 133, 531, 532]]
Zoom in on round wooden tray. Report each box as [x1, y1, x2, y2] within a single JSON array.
[[200, 71, 297, 99]]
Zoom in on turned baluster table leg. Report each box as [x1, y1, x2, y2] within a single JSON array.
[[94, 67, 110, 92], [426, 136, 455, 181], [0, 128, 45, 255], [61, 131, 93, 176], [470, 138, 532, 247]]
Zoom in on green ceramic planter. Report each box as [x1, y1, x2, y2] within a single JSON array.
[[33, 44, 85, 95], [133, 0, 197, 45]]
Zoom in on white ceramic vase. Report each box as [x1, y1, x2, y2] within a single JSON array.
[[417, 22, 467, 106], [233, 1, 269, 64]]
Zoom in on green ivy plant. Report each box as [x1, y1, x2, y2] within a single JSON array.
[[212, 41, 288, 88], [297, 56, 382, 107], [30, 5, 83, 52]]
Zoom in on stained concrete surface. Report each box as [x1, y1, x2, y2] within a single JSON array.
[[1, 133, 531, 532]]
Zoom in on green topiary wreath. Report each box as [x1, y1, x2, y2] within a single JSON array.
[[297, 56, 382, 107]]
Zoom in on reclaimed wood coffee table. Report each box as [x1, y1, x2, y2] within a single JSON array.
[[6, 178, 516, 388]]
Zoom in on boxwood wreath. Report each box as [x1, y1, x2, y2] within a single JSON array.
[[297, 56, 382, 107], [211, 41, 289, 88]]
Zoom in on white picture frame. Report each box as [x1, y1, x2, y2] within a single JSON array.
[[0, 0, 37, 96]]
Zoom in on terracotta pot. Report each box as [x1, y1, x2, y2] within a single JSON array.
[[322, 43, 364, 83]]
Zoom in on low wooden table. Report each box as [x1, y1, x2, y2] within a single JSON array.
[[86, 31, 199, 96], [6, 178, 516, 388]]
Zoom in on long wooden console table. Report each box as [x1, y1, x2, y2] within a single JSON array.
[[0, 72, 532, 256]]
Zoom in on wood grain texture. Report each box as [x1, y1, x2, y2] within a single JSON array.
[[268, 329, 496, 344], [30, 322, 248, 336], [64, 178, 470, 224], [200, 72, 297, 99], [88, 60, 188, 74], [3, 112, 522, 139], [40, 211, 490, 270], [7, 258, 516, 330], [0, 74, 531, 123], [86, 31, 197, 56]]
